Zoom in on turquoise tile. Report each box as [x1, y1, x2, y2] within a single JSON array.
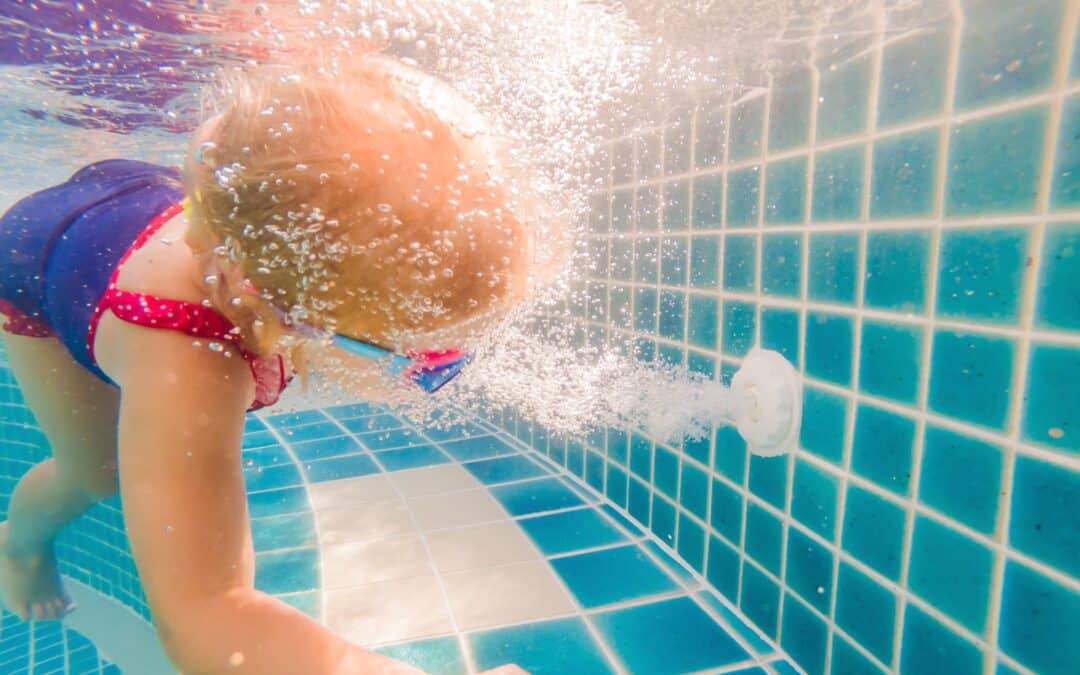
[[324, 401, 383, 421], [1010, 456, 1080, 578], [588, 193, 610, 233], [438, 435, 519, 462], [585, 450, 604, 492], [768, 69, 812, 151], [651, 493, 676, 545], [465, 455, 547, 484], [722, 301, 757, 357], [242, 462, 302, 493], [852, 404, 916, 496], [635, 186, 660, 231], [909, 515, 993, 632], [693, 173, 723, 229], [864, 230, 931, 313], [612, 137, 633, 183], [658, 291, 686, 341], [690, 236, 720, 289], [377, 636, 467, 675], [999, 560, 1080, 675], [688, 295, 719, 351], [1035, 222, 1080, 329], [634, 236, 659, 282], [628, 477, 650, 524], [676, 514, 706, 571], [696, 104, 726, 168], [791, 459, 840, 540], [267, 409, 326, 428], [831, 633, 887, 675], [799, 386, 847, 465], [727, 166, 761, 227], [954, 0, 1064, 110], [683, 423, 714, 465], [630, 434, 653, 481], [633, 287, 657, 333], [254, 548, 319, 595], [304, 453, 378, 482], [781, 595, 827, 675], [760, 307, 800, 367], [714, 425, 747, 483], [342, 412, 408, 433], [740, 561, 780, 638], [251, 512, 317, 552], [808, 232, 859, 303], [730, 96, 765, 161], [918, 425, 1003, 535], [764, 156, 807, 225], [609, 238, 633, 281], [636, 130, 661, 181], [817, 56, 871, 141], [645, 538, 698, 587], [899, 604, 982, 675], [812, 145, 864, 222], [680, 462, 709, 520], [1022, 344, 1079, 452], [378, 445, 449, 472], [785, 527, 833, 613], [946, 106, 1048, 216], [611, 189, 633, 232], [710, 477, 744, 544], [247, 486, 309, 518], [707, 535, 741, 601], [280, 421, 343, 442], [663, 179, 690, 231], [666, 119, 692, 174], [593, 596, 750, 674], [242, 429, 277, 449], [654, 444, 679, 499], [606, 464, 628, 507], [354, 426, 426, 450], [745, 503, 783, 575], [610, 285, 632, 329], [656, 235, 682, 282], [658, 344, 685, 368], [937, 226, 1029, 323], [878, 27, 951, 126], [551, 544, 677, 608], [1052, 97, 1080, 208], [748, 454, 788, 509], [492, 476, 586, 516], [858, 321, 923, 404], [723, 234, 757, 291], [870, 128, 939, 219], [835, 563, 896, 665], [841, 485, 906, 581], [929, 330, 1015, 430], [761, 234, 802, 298], [471, 617, 613, 675], [805, 312, 854, 385]]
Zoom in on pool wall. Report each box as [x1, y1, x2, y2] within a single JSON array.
[[495, 2, 1080, 674]]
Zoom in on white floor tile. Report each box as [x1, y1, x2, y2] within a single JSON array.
[[388, 463, 482, 499], [325, 575, 454, 647], [440, 560, 575, 631], [408, 488, 508, 531], [307, 473, 398, 511], [425, 521, 541, 574], [322, 535, 433, 589], [316, 499, 416, 546]]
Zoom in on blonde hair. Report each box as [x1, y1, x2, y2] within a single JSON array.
[[184, 59, 529, 357]]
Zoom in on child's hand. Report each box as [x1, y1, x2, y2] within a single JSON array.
[[478, 665, 529, 675]]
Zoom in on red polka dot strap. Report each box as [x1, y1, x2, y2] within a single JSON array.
[[102, 289, 239, 343]]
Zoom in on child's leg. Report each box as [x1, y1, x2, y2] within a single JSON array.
[[0, 332, 121, 621]]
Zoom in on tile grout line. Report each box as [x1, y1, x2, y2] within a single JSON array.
[[984, 2, 1080, 672]]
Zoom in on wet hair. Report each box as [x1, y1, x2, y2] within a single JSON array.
[[183, 58, 529, 357]]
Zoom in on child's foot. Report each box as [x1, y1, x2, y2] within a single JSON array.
[[0, 522, 74, 621]]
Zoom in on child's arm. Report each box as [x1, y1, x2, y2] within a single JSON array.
[[98, 318, 422, 675]]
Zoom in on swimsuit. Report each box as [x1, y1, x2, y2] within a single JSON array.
[[0, 159, 288, 410]]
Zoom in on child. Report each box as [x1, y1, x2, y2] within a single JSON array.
[[0, 56, 531, 674]]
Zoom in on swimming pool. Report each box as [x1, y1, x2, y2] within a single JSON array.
[[1, 1, 1078, 674]]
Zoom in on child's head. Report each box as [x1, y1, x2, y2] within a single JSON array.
[[183, 57, 530, 355]]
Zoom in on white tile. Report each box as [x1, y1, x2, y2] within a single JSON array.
[[388, 463, 481, 499], [307, 473, 398, 511], [322, 535, 433, 589], [409, 488, 508, 531], [441, 560, 575, 631], [426, 521, 540, 574], [325, 575, 453, 647], [316, 499, 415, 546]]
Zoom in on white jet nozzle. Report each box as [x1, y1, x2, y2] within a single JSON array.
[[731, 348, 802, 457]]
